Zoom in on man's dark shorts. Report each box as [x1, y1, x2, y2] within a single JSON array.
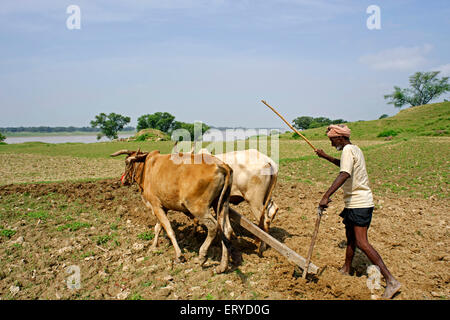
[[340, 207, 374, 228]]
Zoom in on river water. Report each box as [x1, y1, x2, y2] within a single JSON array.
[[4, 134, 135, 144], [4, 128, 287, 144]]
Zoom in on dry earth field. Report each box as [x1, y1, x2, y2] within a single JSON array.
[[0, 138, 449, 300]]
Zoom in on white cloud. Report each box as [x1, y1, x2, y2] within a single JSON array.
[[432, 63, 450, 77], [359, 44, 433, 71]]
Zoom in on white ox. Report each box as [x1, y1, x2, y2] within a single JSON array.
[[197, 148, 279, 254]]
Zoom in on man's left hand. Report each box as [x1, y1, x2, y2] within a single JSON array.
[[319, 196, 331, 209]]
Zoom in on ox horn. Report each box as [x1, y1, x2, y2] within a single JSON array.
[[110, 150, 133, 157]]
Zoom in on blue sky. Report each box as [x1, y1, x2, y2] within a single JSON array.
[[1, 0, 449, 128]]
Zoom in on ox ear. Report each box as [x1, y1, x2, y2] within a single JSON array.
[[126, 152, 148, 164], [110, 150, 133, 157], [134, 152, 148, 162]]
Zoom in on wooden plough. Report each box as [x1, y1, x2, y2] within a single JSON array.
[[229, 208, 319, 275]]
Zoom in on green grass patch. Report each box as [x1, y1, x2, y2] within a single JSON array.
[[0, 140, 175, 159], [0, 228, 16, 238], [96, 235, 112, 245], [26, 210, 49, 220], [57, 221, 91, 232], [137, 231, 154, 241], [80, 251, 96, 259], [129, 293, 144, 300], [377, 129, 399, 137], [280, 137, 449, 199], [141, 281, 153, 287]]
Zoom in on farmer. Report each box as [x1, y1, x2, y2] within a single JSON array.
[[315, 124, 401, 299]]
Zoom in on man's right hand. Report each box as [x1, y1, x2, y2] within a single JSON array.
[[315, 149, 328, 159]]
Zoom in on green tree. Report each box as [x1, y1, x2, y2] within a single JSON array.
[[0, 131, 6, 142], [90, 113, 131, 140], [137, 112, 176, 132], [309, 117, 332, 128], [172, 121, 210, 141], [293, 116, 346, 130], [331, 119, 345, 124], [384, 71, 450, 108], [292, 116, 313, 130], [379, 114, 389, 119]]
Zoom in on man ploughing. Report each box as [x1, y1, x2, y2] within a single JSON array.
[[315, 124, 401, 299]]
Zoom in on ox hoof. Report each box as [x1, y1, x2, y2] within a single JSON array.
[[257, 242, 267, 257], [149, 246, 160, 253], [214, 264, 227, 274], [196, 256, 208, 266], [175, 255, 186, 264]]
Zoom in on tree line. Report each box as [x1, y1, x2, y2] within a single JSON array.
[[292, 116, 346, 130], [137, 112, 210, 141], [91, 112, 210, 141]]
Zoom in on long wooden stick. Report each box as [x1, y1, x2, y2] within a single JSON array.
[[261, 100, 317, 151], [229, 208, 319, 274], [302, 207, 323, 278]]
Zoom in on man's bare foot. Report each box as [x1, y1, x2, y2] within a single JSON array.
[[382, 279, 401, 299], [339, 266, 350, 275]]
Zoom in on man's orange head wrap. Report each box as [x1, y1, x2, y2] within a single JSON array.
[[326, 124, 351, 138]]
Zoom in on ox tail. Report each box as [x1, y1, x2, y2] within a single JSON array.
[[216, 164, 233, 250], [261, 162, 278, 222]]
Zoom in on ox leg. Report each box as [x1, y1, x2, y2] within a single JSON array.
[[141, 196, 164, 251], [257, 213, 268, 256], [215, 204, 233, 274], [267, 200, 279, 223], [248, 204, 268, 256], [153, 206, 185, 263], [258, 201, 279, 255], [197, 213, 218, 266], [150, 222, 162, 251]]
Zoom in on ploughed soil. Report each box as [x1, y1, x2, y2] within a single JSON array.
[[0, 179, 448, 300]]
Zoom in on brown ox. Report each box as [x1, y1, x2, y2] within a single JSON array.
[[174, 144, 280, 255], [111, 149, 234, 273]]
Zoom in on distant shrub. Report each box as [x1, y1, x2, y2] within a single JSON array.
[[133, 129, 169, 142], [136, 133, 150, 141], [377, 129, 399, 137], [0, 132, 5, 142], [379, 114, 389, 119]]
